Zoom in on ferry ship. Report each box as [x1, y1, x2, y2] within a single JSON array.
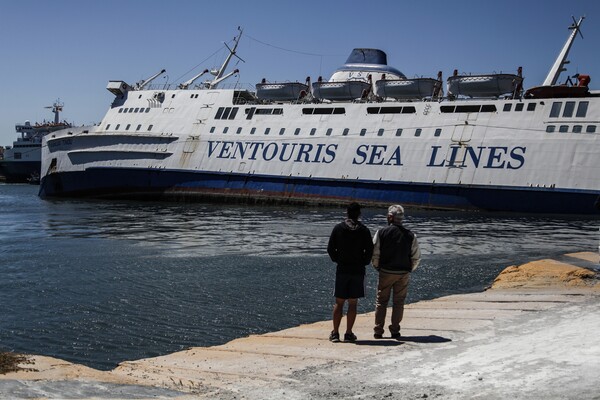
[[39, 18, 600, 214], [0, 102, 70, 183]]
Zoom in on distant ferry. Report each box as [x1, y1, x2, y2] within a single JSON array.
[[39, 18, 599, 214], [0, 102, 70, 183]]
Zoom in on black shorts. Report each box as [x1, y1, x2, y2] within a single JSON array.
[[334, 273, 365, 299]]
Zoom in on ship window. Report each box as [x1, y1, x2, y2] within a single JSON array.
[[310, 128, 316, 136], [549, 102, 562, 117], [576, 101, 589, 117], [515, 103, 524, 111], [250, 127, 256, 135], [210, 127, 216, 133], [236, 127, 242, 134], [294, 128, 301, 136], [279, 128, 285, 135], [14, 152, 21, 159], [223, 127, 229, 134], [559, 125, 569, 133], [377, 128, 385, 136], [503, 104, 512, 112], [136, 124, 142, 131], [215, 107, 224, 119], [255, 108, 283, 115], [326, 128, 333, 136], [440, 106, 455, 113], [229, 107, 238, 119], [171, 94, 175, 98], [245, 107, 256, 119], [148, 124, 153, 131], [562, 101, 575, 117], [264, 128, 271, 135], [123, 108, 128, 112], [415, 128, 422, 137], [126, 124, 131, 130], [145, 108, 150, 113], [586, 125, 596, 133], [527, 103, 536, 111], [367, 106, 403, 114], [456, 105, 481, 113], [134, 108, 140, 113], [115, 124, 120, 130], [359, 128, 367, 136], [402, 106, 416, 114], [273, 108, 283, 115], [118, 108, 123, 113], [222, 107, 232, 119], [481, 105, 497, 112], [128, 108, 134, 113], [342, 128, 349, 136], [546, 125, 555, 133], [105, 124, 110, 130], [396, 129, 403, 136], [572, 125, 582, 133], [190, 94, 194, 98], [434, 128, 442, 137]]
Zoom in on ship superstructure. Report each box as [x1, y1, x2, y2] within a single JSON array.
[[39, 21, 600, 213]]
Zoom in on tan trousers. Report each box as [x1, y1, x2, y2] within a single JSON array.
[[374, 271, 410, 336]]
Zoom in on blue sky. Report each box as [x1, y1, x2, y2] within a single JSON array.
[[1, 0, 599, 146]]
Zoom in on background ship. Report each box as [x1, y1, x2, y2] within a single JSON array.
[[0, 101, 70, 183], [38, 19, 600, 214]]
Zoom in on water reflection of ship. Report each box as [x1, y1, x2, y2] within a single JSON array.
[[0, 101, 71, 183]]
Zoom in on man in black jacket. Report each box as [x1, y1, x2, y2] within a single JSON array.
[[372, 204, 421, 339], [327, 202, 374, 342]]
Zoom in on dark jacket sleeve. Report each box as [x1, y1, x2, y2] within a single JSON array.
[[327, 225, 339, 262]]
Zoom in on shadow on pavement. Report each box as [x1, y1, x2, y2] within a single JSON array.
[[354, 335, 451, 346]]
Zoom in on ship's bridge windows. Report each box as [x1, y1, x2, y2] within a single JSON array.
[[546, 125, 556, 133], [559, 125, 569, 133], [573, 125, 582, 133], [549, 102, 562, 117], [515, 103, 524, 111], [527, 103, 536, 111], [586, 125, 596, 133], [576, 101, 589, 117], [563, 101, 576, 117], [503, 104, 512, 112], [302, 107, 345, 115]]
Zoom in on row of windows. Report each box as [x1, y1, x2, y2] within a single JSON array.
[[118, 107, 151, 113], [215, 107, 239, 120], [367, 106, 417, 114], [443, 104, 498, 113], [549, 101, 588, 118], [105, 123, 154, 132], [209, 126, 443, 138], [546, 124, 597, 133]]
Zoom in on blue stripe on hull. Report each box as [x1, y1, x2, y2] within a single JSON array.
[[39, 167, 600, 214]]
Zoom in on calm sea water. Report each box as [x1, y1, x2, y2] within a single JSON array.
[[0, 183, 598, 370]]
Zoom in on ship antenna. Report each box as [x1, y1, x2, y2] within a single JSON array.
[[45, 100, 64, 124], [207, 27, 245, 89], [542, 16, 585, 86]]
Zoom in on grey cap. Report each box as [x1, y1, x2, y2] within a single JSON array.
[[387, 204, 404, 223]]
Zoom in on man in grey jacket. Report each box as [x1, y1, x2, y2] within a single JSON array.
[[372, 204, 421, 339]]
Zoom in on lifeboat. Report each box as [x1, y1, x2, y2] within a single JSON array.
[[447, 69, 523, 98], [525, 74, 591, 99], [256, 79, 309, 101], [376, 72, 443, 100], [312, 79, 372, 101]]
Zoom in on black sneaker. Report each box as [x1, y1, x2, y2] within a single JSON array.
[[391, 332, 401, 340], [373, 333, 383, 339], [329, 331, 340, 342], [344, 332, 357, 342]]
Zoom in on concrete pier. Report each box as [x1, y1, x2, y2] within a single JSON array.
[[1, 252, 599, 399]]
